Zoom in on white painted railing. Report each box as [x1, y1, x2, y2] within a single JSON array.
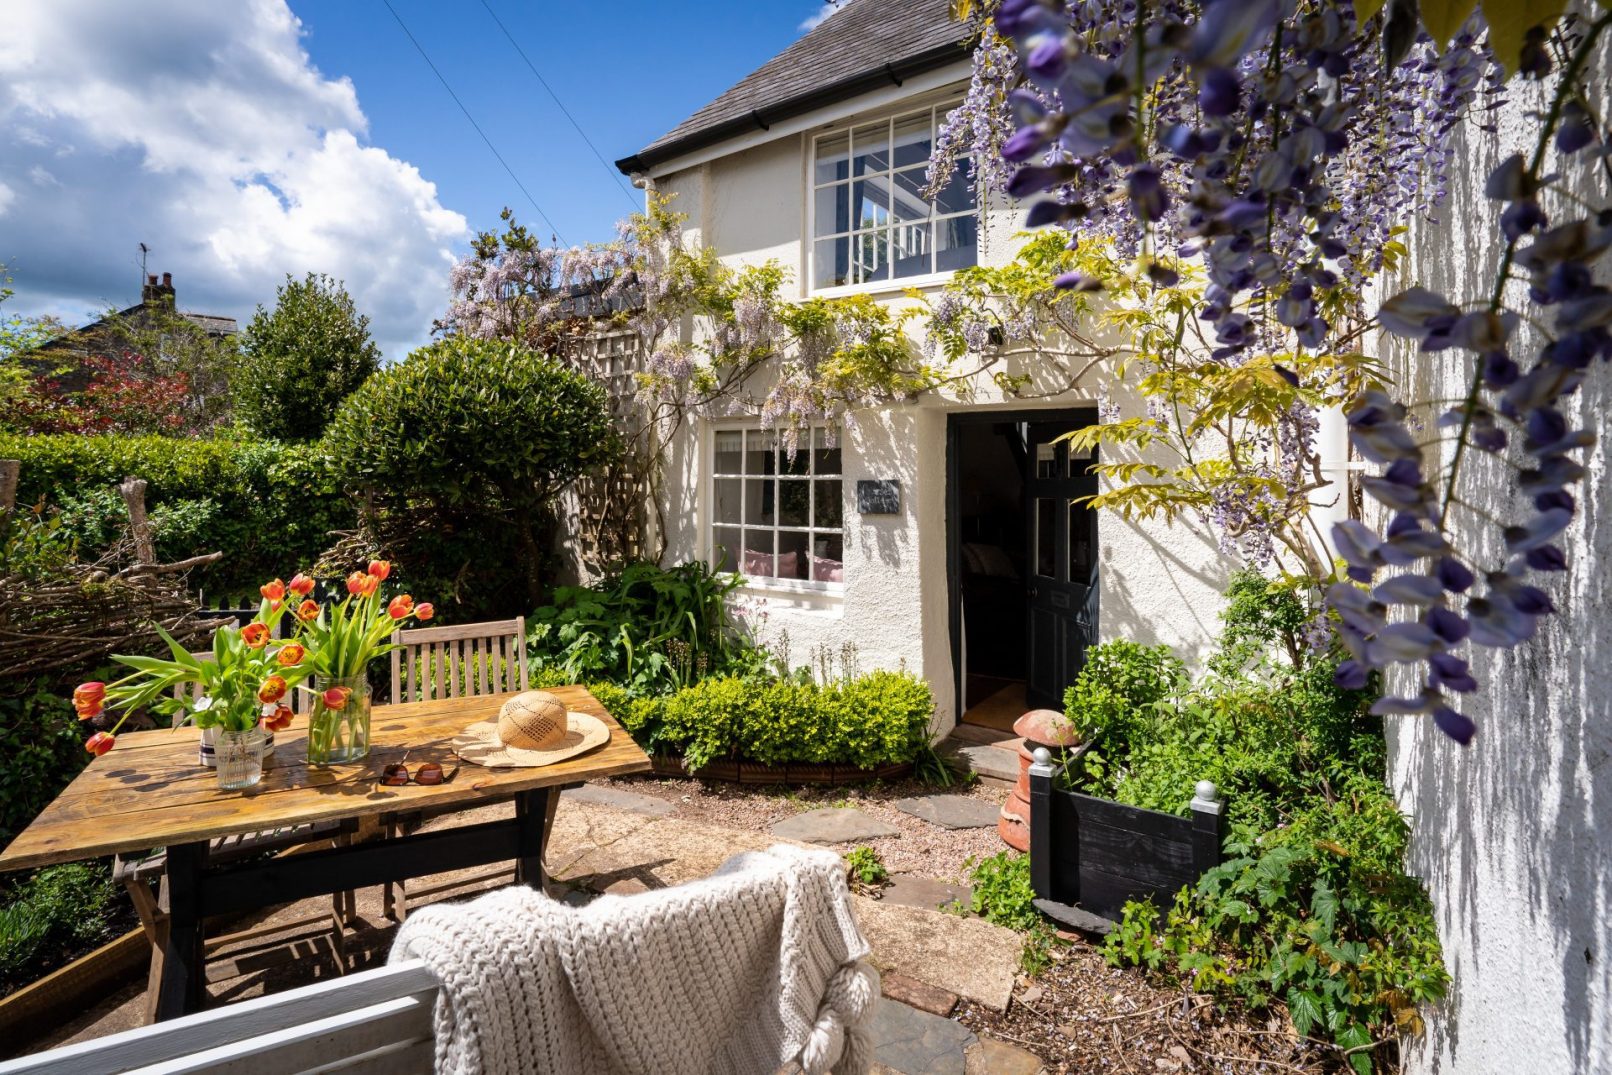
[[0, 960, 437, 1075]]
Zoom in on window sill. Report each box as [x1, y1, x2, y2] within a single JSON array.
[[725, 574, 845, 600], [809, 269, 963, 301]]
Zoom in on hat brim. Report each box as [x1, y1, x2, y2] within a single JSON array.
[[453, 711, 611, 768]]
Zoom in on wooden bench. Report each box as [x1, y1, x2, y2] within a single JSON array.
[[0, 960, 438, 1074]]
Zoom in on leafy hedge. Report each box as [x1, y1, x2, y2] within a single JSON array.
[[0, 433, 353, 598], [0, 684, 86, 849], [549, 671, 934, 771]]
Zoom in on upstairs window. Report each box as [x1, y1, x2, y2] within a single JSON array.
[[712, 425, 844, 586], [811, 102, 977, 291]]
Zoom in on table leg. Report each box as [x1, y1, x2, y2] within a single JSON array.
[[515, 788, 549, 890], [155, 841, 207, 1020]]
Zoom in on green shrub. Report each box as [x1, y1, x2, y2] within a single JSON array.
[[964, 850, 1041, 932], [0, 684, 86, 848], [235, 273, 381, 442], [1062, 639, 1185, 749], [323, 338, 616, 609], [0, 863, 117, 987], [0, 433, 353, 599]]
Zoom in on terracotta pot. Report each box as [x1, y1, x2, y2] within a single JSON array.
[[999, 708, 1083, 851]]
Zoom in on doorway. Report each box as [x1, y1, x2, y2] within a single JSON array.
[[947, 410, 1098, 728]]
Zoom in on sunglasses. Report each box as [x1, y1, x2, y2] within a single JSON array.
[[379, 761, 455, 787]]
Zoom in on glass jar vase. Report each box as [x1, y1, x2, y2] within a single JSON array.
[[307, 674, 372, 766], [215, 727, 268, 790]]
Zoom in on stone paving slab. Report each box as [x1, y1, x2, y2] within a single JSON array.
[[855, 897, 1016, 1012], [871, 998, 976, 1075], [770, 807, 900, 843], [893, 795, 1002, 830], [883, 873, 971, 913], [561, 783, 677, 816]]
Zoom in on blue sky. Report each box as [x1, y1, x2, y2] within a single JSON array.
[[0, 0, 836, 357], [287, 0, 826, 248]]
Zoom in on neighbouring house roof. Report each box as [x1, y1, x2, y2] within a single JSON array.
[[616, 0, 968, 176]]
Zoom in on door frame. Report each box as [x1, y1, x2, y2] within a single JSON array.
[[946, 407, 1099, 724]]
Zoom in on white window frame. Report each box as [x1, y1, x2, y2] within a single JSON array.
[[707, 420, 845, 595], [807, 97, 977, 298]]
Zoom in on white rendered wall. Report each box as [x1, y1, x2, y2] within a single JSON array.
[[643, 76, 1231, 733], [1385, 33, 1612, 1075]]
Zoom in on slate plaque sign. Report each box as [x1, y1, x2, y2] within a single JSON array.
[[856, 479, 901, 515]]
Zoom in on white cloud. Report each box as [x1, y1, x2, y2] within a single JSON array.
[[800, 1, 848, 32], [0, 0, 468, 357]]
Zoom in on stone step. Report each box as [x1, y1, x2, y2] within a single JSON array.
[[938, 736, 1021, 787], [947, 723, 1018, 746]]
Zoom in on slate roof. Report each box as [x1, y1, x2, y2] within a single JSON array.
[[616, 0, 968, 176]]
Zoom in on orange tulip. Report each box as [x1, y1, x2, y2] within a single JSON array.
[[260, 578, 287, 603], [86, 731, 116, 756], [73, 682, 107, 718], [241, 623, 271, 649], [414, 602, 434, 622], [264, 704, 294, 732], [296, 599, 320, 621], [276, 643, 306, 666], [360, 573, 380, 597], [258, 675, 288, 703], [75, 702, 103, 721], [345, 571, 367, 596], [321, 686, 353, 711], [367, 560, 391, 581], [289, 573, 316, 597], [387, 594, 414, 619]]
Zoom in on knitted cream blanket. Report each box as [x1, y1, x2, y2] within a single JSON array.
[[390, 843, 879, 1075]]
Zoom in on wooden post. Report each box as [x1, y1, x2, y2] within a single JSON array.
[[155, 841, 208, 1020], [1189, 779, 1225, 877], [120, 477, 157, 564], [1028, 747, 1056, 901], [514, 788, 549, 890], [0, 459, 18, 519]]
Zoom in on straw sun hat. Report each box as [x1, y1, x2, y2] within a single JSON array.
[[453, 690, 610, 768]]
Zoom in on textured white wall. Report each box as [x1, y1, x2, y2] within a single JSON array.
[[1385, 32, 1612, 1075], [644, 82, 1231, 732]]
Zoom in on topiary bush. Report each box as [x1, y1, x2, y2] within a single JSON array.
[[323, 338, 616, 611], [0, 433, 353, 599]]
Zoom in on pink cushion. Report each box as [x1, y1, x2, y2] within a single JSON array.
[[743, 548, 801, 578], [811, 556, 844, 583]]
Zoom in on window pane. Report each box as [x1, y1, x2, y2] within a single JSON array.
[[815, 479, 843, 528], [1069, 500, 1093, 582], [815, 134, 849, 185], [890, 221, 931, 279], [1035, 498, 1057, 578], [814, 236, 849, 289], [814, 183, 848, 237], [851, 178, 890, 229], [852, 230, 890, 284], [936, 214, 979, 273], [813, 426, 842, 474], [741, 529, 778, 578], [933, 163, 975, 215], [777, 531, 809, 580], [714, 527, 742, 574], [714, 430, 743, 474], [744, 430, 776, 475], [892, 112, 932, 169], [714, 478, 744, 525], [892, 167, 932, 222], [811, 532, 844, 583], [748, 477, 776, 526], [852, 122, 889, 175], [780, 442, 811, 476], [778, 480, 810, 526]]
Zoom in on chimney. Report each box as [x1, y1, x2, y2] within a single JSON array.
[[143, 271, 176, 308], [141, 274, 159, 303]]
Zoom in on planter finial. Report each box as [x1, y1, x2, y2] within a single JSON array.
[[1031, 746, 1052, 765]]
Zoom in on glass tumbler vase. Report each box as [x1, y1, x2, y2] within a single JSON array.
[[215, 727, 267, 790], [307, 675, 373, 766]]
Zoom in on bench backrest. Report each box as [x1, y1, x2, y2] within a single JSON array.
[[0, 960, 437, 1075]]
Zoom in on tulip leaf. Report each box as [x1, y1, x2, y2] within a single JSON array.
[[1481, 0, 1568, 76], [1419, 0, 1478, 47], [1355, 0, 1389, 24]]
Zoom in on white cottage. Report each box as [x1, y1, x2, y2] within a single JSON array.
[[613, 0, 1233, 739]]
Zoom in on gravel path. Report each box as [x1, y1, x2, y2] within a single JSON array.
[[598, 773, 1009, 884]]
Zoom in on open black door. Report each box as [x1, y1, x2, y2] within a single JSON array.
[[1024, 423, 1099, 709]]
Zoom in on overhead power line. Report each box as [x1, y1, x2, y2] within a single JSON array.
[[380, 0, 566, 244], [478, 0, 640, 210]]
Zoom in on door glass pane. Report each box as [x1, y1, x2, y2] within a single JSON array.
[[713, 527, 742, 574], [778, 480, 810, 526], [714, 431, 743, 474], [813, 426, 842, 474], [815, 184, 848, 237], [815, 479, 843, 528], [713, 478, 743, 526], [1035, 498, 1056, 578], [892, 112, 932, 169], [1035, 443, 1057, 479], [744, 430, 776, 475], [1065, 442, 1092, 477], [851, 178, 890, 229], [815, 134, 849, 185], [776, 531, 810, 580], [814, 236, 849, 289], [1069, 500, 1092, 581], [852, 122, 889, 175]]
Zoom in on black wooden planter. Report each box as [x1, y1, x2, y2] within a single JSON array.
[[1027, 747, 1226, 930]]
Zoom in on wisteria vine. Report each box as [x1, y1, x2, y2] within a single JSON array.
[[980, 0, 1610, 742]]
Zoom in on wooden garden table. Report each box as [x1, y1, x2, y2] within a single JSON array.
[[0, 685, 650, 1021]]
